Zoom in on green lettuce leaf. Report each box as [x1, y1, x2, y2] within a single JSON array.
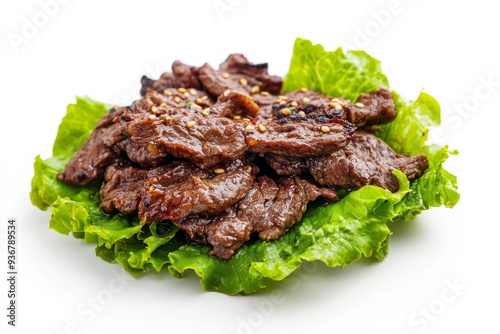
[[30, 97, 182, 276], [168, 38, 459, 294], [283, 38, 390, 101], [30, 38, 459, 295]]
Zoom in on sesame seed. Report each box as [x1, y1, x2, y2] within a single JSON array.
[[239, 77, 248, 87], [214, 168, 225, 174], [290, 101, 298, 107], [298, 111, 306, 116], [174, 96, 181, 103], [233, 115, 241, 120], [147, 142, 159, 155], [328, 102, 343, 110], [302, 97, 311, 103], [148, 114, 156, 120], [162, 116, 173, 125], [222, 72, 230, 79], [258, 124, 267, 132], [300, 87, 308, 92], [250, 85, 260, 94], [281, 108, 291, 116], [260, 91, 271, 96], [201, 95, 209, 100], [191, 104, 202, 109], [279, 95, 288, 100], [189, 88, 197, 95], [331, 98, 340, 102], [320, 125, 330, 133], [355, 102, 365, 108], [183, 92, 190, 98], [245, 124, 255, 130], [195, 98, 203, 105], [178, 87, 187, 93], [151, 106, 158, 112], [223, 89, 231, 96], [242, 117, 251, 123], [201, 109, 209, 116], [164, 89, 173, 96], [186, 121, 196, 128], [267, 117, 273, 121], [159, 103, 166, 108]]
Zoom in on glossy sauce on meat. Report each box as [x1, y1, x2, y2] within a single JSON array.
[[58, 54, 428, 260]]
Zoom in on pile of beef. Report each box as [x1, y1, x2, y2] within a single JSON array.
[[57, 54, 429, 260]]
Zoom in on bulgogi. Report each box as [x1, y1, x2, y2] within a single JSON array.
[[58, 54, 428, 260]]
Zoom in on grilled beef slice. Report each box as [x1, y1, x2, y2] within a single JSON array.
[[198, 54, 282, 100], [267, 88, 396, 127], [57, 107, 125, 185], [264, 154, 308, 176], [139, 158, 257, 222], [99, 164, 172, 214], [308, 131, 429, 192], [245, 117, 356, 157], [210, 90, 260, 118], [133, 89, 212, 113], [124, 106, 248, 169], [173, 176, 338, 260], [140, 60, 202, 96], [219, 54, 283, 95]]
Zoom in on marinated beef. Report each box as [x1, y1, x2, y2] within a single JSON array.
[[56, 132, 115, 186], [99, 164, 172, 214], [140, 60, 202, 96], [173, 210, 252, 260], [133, 89, 212, 113], [173, 176, 338, 259], [267, 88, 396, 127], [245, 117, 356, 157], [211, 90, 260, 118], [250, 176, 338, 240], [57, 107, 124, 185], [171, 60, 202, 90], [113, 137, 170, 167], [124, 107, 248, 169], [219, 54, 283, 95], [58, 53, 429, 260], [139, 159, 257, 221], [351, 88, 397, 125], [308, 131, 429, 192], [264, 154, 308, 176], [198, 54, 282, 100]]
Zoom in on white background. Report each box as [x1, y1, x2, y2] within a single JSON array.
[[1, 0, 499, 333]]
